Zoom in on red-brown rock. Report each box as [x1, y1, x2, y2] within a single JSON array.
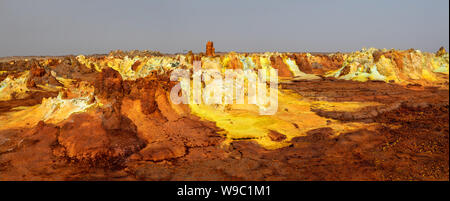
[[206, 41, 215, 57]]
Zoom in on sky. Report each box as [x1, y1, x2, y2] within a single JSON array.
[[0, 0, 448, 56]]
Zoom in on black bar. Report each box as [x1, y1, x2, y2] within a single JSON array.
[[0, 181, 448, 200]]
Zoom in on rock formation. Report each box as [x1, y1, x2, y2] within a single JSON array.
[[205, 41, 215, 57], [436, 46, 447, 57], [0, 46, 448, 181]]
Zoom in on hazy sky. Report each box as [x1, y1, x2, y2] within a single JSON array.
[[0, 0, 448, 56]]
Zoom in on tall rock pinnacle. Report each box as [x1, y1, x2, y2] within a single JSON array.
[[206, 41, 215, 57]]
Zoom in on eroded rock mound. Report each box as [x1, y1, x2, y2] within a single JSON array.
[[56, 113, 145, 166], [26, 60, 62, 88]]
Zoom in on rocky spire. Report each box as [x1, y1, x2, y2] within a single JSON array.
[[205, 41, 215, 57]]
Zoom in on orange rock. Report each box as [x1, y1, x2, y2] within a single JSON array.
[[131, 60, 141, 71], [57, 113, 144, 164], [186, 50, 194, 65], [229, 57, 243, 69], [94, 68, 126, 130], [0, 122, 61, 180], [290, 53, 312, 73], [206, 41, 215, 57], [373, 50, 404, 69], [140, 141, 186, 161], [436, 46, 447, 57], [225, 52, 243, 69], [268, 130, 286, 142], [30, 61, 46, 77], [270, 55, 293, 78], [58, 113, 110, 161], [94, 68, 123, 100], [123, 76, 158, 115], [26, 60, 62, 88]]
